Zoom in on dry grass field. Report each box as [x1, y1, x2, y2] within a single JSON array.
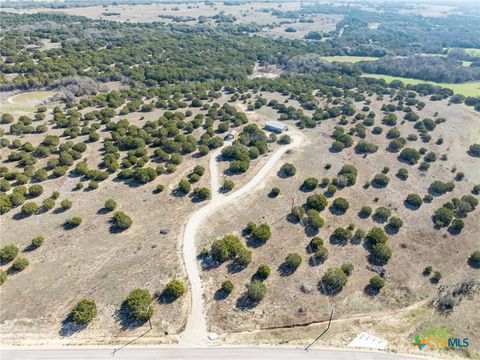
[[4, 2, 341, 40], [0, 90, 277, 345], [0, 86, 478, 355], [196, 95, 480, 354]]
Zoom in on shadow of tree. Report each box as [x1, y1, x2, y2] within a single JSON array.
[[59, 315, 87, 337], [235, 293, 259, 310]]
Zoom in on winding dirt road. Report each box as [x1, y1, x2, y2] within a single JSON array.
[[179, 132, 304, 346]]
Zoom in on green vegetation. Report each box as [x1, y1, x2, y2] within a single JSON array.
[[369, 275, 385, 293], [164, 279, 186, 299], [31, 236, 44, 248], [280, 163, 296, 177], [0, 270, 7, 285], [125, 289, 153, 322], [113, 211, 132, 230], [331, 197, 349, 213], [406, 193, 422, 208], [284, 253, 302, 271], [104, 199, 117, 211], [256, 264, 271, 280], [221, 279, 234, 295], [12, 256, 29, 271], [0, 244, 19, 263], [322, 267, 348, 294], [468, 251, 480, 268], [64, 216, 82, 228], [70, 299, 97, 325], [246, 280, 266, 302], [363, 74, 480, 97]]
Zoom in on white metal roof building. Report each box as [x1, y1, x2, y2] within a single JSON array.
[[265, 121, 288, 133]]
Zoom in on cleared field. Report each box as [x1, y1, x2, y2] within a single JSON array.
[[197, 95, 480, 355], [363, 74, 480, 97], [322, 56, 379, 63], [1, 91, 57, 113]]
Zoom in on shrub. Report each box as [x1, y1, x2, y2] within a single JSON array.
[[236, 247, 252, 267], [71, 299, 97, 325], [332, 227, 352, 242], [314, 246, 329, 263], [222, 179, 235, 192], [12, 256, 29, 271], [431, 271, 442, 283], [113, 211, 132, 230], [126, 289, 153, 321], [370, 243, 392, 264], [309, 237, 324, 252], [372, 174, 389, 188], [359, 206, 372, 218], [468, 251, 480, 268], [42, 197, 55, 210], [448, 219, 464, 234], [331, 197, 349, 213], [193, 187, 211, 201], [88, 181, 99, 190], [461, 195, 479, 209], [280, 163, 296, 177], [306, 194, 328, 211], [369, 275, 385, 292], [341, 262, 354, 276], [284, 253, 302, 270], [269, 187, 280, 197], [322, 267, 348, 293], [178, 179, 191, 194], [31, 236, 44, 248], [373, 207, 391, 222], [366, 227, 388, 245], [28, 184, 43, 197], [104, 199, 117, 211], [353, 229, 366, 242], [432, 207, 454, 228], [252, 224, 271, 243], [423, 194, 434, 203], [21, 202, 38, 216], [399, 148, 420, 164], [331, 141, 345, 152], [290, 206, 304, 221], [211, 235, 248, 264], [397, 168, 409, 180], [247, 280, 266, 302], [61, 199, 73, 210], [326, 184, 337, 195], [424, 266, 433, 276], [278, 134, 292, 144], [429, 181, 454, 195], [0, 270, 6, 285], [468, 143, 480, 157], [406, 193, 422, 208], [388, 216, 403, 230], [221, 280, 234, 294], [301, 177, 318, 191], [0, 244, 19, 263], [355, 140, 378, 154], [65, 216, 82, 228], [256, 264, 271, 280], [164, 279, 186, 298], [306, 209, 324, 230]]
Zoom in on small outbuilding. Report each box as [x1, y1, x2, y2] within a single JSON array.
[[224, 129, 238, 141], [265, 121, 288, 133]]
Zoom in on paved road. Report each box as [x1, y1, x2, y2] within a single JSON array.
[[0, 347, 429, 360], [179, 132, 304, 346]]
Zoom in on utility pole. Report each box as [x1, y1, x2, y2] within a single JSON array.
[[304, 307, 334, 352]]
